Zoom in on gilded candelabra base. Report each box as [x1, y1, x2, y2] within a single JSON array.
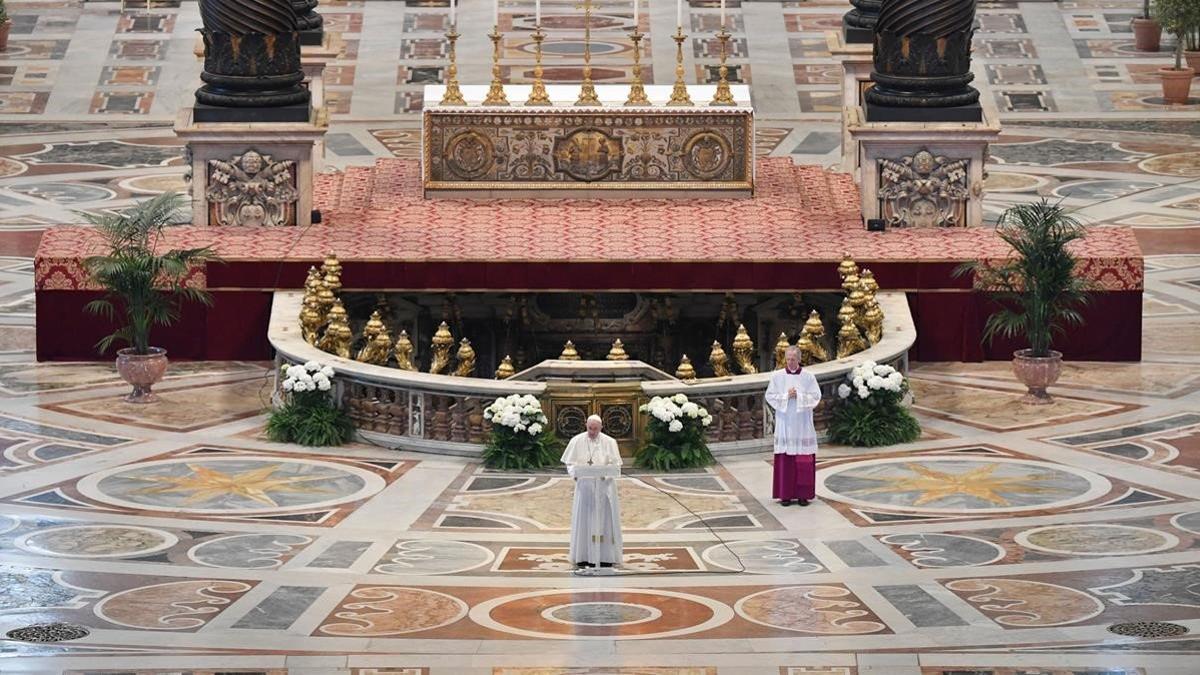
[[625, 29, 650, 106], [483, 26, 509, 106], [667, 28, 693, 107], [440, 29, 466, 106], [576, 76, 601, 106], [711, 28, 736, 106], [527, 27, 551, 106]]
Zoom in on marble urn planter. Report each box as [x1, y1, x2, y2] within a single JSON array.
[[1012, 349, 1062, 405], [116, 347, 168, 403]]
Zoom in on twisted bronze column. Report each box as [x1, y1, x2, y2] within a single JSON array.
[[843, 0, 881, 44], [864, 0, 980, 121], [291, 0, 325, 46], [196, 0, 310, 118]]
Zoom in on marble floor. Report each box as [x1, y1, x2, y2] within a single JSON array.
[[2, 0, 1200, 673]]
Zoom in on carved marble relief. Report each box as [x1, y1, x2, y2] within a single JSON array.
[[206, 150, 299, 227], [877, 148, 969, 228], [424, 111, 753, 190]]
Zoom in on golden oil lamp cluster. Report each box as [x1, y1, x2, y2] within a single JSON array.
[[299, 254, 493, 379], [683, 256, 885, 381], [299, 254, 883, 384], [440, 0, 736, 109]]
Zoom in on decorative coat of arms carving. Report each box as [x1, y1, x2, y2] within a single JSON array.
[[877, 148, 969, 228], [206, 150, 298, 227]]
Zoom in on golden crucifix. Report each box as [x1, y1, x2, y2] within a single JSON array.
[[575, 0, 600, 105]]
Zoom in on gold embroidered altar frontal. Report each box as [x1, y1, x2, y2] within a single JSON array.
[[422, 108, 755, 195]]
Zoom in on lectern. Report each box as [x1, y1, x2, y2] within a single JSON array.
[[569, 463, 622, 568]]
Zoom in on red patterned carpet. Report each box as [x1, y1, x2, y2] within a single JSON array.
[[33, 158, 1143, 361]]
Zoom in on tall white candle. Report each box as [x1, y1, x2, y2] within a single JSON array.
[[494, 0, 500, 27], [720, 0, 726, 28], [536, 0, 541, 24], [633, 0, 638, 26], [450, 0, 456, 27], [676, 0, 682, 29]]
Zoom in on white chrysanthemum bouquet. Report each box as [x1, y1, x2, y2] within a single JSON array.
[[829, 360, 920, 447], [482, 394, 560, 470], [837, 360, 905, 401], [635, 393, 714, 470], [282, 360, 335, 393], [484, 393, 548, 436], [268, 360, 353, 446]]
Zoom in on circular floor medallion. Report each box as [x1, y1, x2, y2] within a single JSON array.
[[470, 589, 732, 640], [318, 587, 468, 636], [542, 601, 661, 627], [1016, 524, 1177, 556], [77, 456, 385, 515], [5, 623, 90, 643], [1139, 152, 1200, 177], [879, 533, 1006, 567], [735, 586, 887, 635], [819, 456, 1110, 515], [188, 533, 312, 569], [374, 539, 494, 576], [1108, 621, 1189, 638], [702, 539, 823, 574], [1169, 511, 1200, 536], [16, 525, 177, 559]]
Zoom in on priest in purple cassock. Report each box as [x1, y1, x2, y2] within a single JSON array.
[[764, 346, 822, 506]]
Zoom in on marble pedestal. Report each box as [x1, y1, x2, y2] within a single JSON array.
[[847, 105, 1001, 229], [828, 32, 873, 175], [174, 93, 328, 228]]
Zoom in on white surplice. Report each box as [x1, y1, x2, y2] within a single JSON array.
[[764, 368, 822, 455], [561, 431, 623, 565]]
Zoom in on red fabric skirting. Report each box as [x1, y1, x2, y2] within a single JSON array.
[[34, 288, 1142, 363], [773, 454, 816, 501]]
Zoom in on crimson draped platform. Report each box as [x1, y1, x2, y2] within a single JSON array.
[[35, 158, 1143, 362]]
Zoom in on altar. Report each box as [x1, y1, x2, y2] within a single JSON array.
[[422, 85, 754, 197]]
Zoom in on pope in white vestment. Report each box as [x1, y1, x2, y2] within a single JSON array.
[[561, 415, 623, 568], [764, 346, 822, 506]]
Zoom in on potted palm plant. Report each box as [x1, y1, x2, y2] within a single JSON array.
[[0, 0, 12, 53], [1155, 0, 1198, 104], [1134, 0, 1163, 52], [955, 201, 1091, 405], [84, 192, 217, 403]]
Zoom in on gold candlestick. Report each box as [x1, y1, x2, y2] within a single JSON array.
[[440, 28, 466, 106], [483, 25, 509, 106], [711, 27, 735, 106], [527, 25, 551, 105], [625, 28, 650, 106], [667, 26, 693, 106], [575, 0, 600, 105]]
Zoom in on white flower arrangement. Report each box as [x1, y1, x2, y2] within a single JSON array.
[[484, 393, 549, 436], [639, 394, 712, 432], [282, 360, 335, 393], [837, 360, 905, 400]]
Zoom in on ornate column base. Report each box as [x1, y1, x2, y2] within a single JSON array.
[[174, 96, 329, 228], [847, 105, 1001, 229]]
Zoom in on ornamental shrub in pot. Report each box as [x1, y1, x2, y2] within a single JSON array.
[[83, 192, 217, 403], [1133, 0, 1163, 52], [954, 201, 1091, 405], [1155, 0, 1199, 104]]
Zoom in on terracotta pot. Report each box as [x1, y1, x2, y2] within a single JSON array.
[[1160, 67, 1196, 104], [1185, 51, 1200, 75], [115, 347, 168, 404], [0, 20, 11, 53], [1011, 349, 1062, 405], [1131, 18, 1162, 52]]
